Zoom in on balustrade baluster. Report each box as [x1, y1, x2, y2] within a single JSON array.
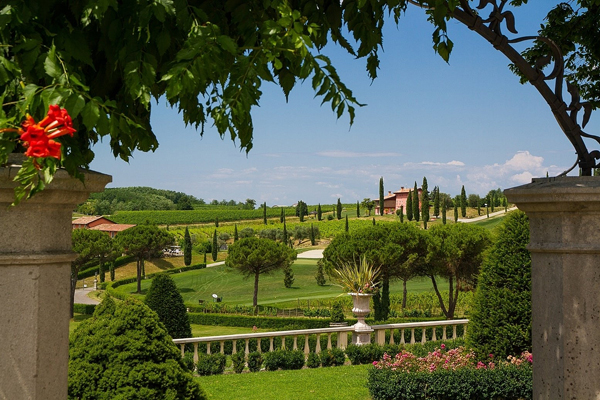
[[269, 337, 274, 352], [281, 336, 286, 350], [400, 329, 405, 344], [390, 329, 395, 345], [410, 328, 415, 344], [338, 331, 348, 349], [220, 341, 224, 354], [327, 333, 332, 349], [245, 339, 250, 355], [304, 335, 310, 355], [432, 326, 437, 341], [293, 335, 298, 350], [180, 344, 185, 358], [207, 342, 211, 355], [442, 326, 447, 340], [376, 329, 385, 345], [232, 340, 237, 354], [316, 334, 321, 354], [421, 328, 426, 344], [257, 338, 262, 353], [193, 343, 199, 364], [452, 325, 457, 339]]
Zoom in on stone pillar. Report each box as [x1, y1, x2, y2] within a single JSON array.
[[0, 159, 111, 400], [505, 176, 600, 400]]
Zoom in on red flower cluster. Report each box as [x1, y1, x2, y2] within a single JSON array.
[[19, 105, 75, 160]]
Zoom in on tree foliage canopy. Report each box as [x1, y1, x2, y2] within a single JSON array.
[[468, 211, 531, 361], [145, 273, 192, 340], [68, 297, 205, 400], [225, 237, 296, 308]]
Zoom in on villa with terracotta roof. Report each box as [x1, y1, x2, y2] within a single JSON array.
[[72, 215, 135, 237], [374, 186, 422, 215]]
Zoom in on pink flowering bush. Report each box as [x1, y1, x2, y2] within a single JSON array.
[[368, 345, 533, 400]]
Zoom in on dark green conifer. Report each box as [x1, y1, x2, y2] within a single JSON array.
[[461, 185, 467, 218], [379, 177, 384, 216], [399, 205, 404, 223], [356, 201, 360, 218], [433, 186, 440, 217], [412, 182, 420, 222], [234, 224, 239, 242], [442, 197, 447, 225], [345, 215, 349, 232], [406, 190, 413, 221], [145, 274, 192, 339], [317, 204, 322, 221], [336, 198, 342, 220], [421, 177, 430, 229], [183, 226, 192, 266], [454, 204, 458, 223], [263, 202, 267, 225], [212, 229, 218, 262]]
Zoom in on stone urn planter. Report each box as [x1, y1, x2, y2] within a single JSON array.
[[0, 155, 111, 399], [350, 293, 373, 345]]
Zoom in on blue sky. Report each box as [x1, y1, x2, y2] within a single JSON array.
[[90, 1, 599, 205]]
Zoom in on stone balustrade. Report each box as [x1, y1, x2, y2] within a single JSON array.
[[173, 319, 468, 363]]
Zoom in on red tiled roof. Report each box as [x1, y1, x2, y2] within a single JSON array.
[[72, 216, 108, 225], [89, 224, 136, 232]]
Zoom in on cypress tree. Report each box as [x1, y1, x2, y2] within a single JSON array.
[[356, 201, 360, 218], [442, 197, 447, 225], [399, 205, 404, 223], [461, 185, 467, 218], [283, 216, 288, 245], [315, 260, 326, 286], [372, 217, 376, 226], [317, 204, 322, 221], [183, 226, 192, 266], [203, 251, 207, 264], [503, 197, 508, 212], [433, 186, 440, 217], [468, 211, 531, 360], [421, 177, 430, 229], [336, 198, 342, 220], [379, 177, 384, 216], [263, 202, 267, 225], [215, 217, 219, 227], [99, 262, 105, 283], [310, 224, 316, 245], [406, 190, 413, 221], [145, 274, 192, 339], [234, 224, 239, 242], [109, 261, 115, 281], [454, 204, 458, 223], [412, 182, 420, 222], [491, 193, 495, 212], [283, 266, 295, 288], [280, 207, 284, 223], [477, 203, 481, 216], [345, 215, 349, 232], [212, 229, 218, 262]]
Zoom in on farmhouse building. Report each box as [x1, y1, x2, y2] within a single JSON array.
[[72, 215, 135, 237], [374, 187, 422, 215]]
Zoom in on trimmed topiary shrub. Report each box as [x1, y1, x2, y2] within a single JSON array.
[[330, 301, 345, 323], [231, 352, 246, 374], [196, 353, 226, 376], [68, 297, 205, 400], [468, 211, 532, 361], [306, 352, 320, 368], [247, 351, 263, 372], [144, 273, 192, 339], [263, 350, 285, 371], [367, 364, 532, 400], [284, 350, 305, 370], [181, 352, 195, 373]]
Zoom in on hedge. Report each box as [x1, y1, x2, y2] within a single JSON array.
[[367, 364, 532, 400], [73, 303, 97, 315], [187, 313, 332, 329]]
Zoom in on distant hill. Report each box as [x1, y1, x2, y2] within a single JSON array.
[[77, 187, 203, 215]]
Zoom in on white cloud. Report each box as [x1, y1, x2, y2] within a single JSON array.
[[419, 160, 465, 167]]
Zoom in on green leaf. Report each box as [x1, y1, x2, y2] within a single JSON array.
[[64, 93, 86, 118], [82, 101, 100, 128], [217, 35, 237, 54], [44, 46, 62, 79]]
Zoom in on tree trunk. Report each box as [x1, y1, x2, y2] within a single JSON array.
[[253, 271, 259, 314], [402, 279, 407, 309], [430, 275, 450, 319], [136, 258, 142, 294]]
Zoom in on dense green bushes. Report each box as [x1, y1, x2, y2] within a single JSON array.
[[68, 298, 205, 400], [367, 364, 532, 400], [196, 353, 226, 376], [468, 211, 531, 360], [73, 303, 96, 315], [263, 349, 305, 371]]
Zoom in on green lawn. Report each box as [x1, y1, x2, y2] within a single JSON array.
[[196, 364, 371, 400], [471, 212, 511, 231], [114, 259, 437, 307]]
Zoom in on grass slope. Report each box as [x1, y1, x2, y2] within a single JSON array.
[[114, 259, 435, 307], [196, 364, 371, 400]]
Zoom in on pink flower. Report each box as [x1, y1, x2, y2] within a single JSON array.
[[489, 353, 494, 359], [440, 344, 446, 350], [373, 361, 378, 366]]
